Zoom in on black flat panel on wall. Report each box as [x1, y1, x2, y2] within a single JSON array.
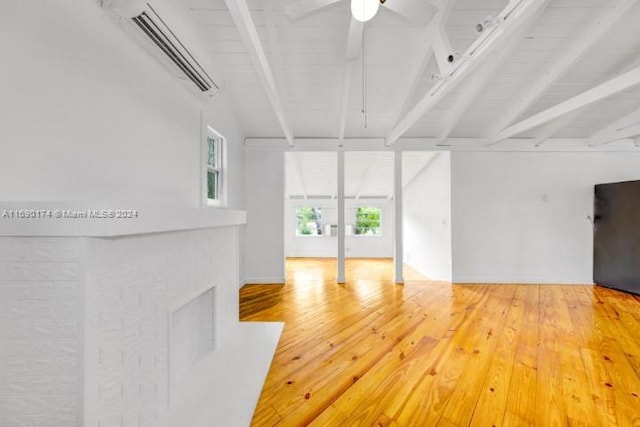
[[594, 180, 640, 295]]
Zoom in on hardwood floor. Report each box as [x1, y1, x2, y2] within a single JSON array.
[[240, 258, 640, 426]]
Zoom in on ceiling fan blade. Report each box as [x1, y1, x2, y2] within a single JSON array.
[[381, 0, 437, 26], [345, 17, 364, 59], [285, 0, 343, 20]]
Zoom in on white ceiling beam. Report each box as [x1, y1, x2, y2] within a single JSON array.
[[591, 124, 640, 147], [285, 0, 342, 20], [489, 65, 640, 144], [262, 1, 286, 96], [431, 26, 455, 75], [338, 61, 356, 145], [345, 17, 364, 60], [530, 110, 584, 147], [338, 14, 364, 143], [436, 3, 548, 143], [245, 137, 640, 152], [534, 53, 640, 147], [382, 0, 437, 26], [485, 0, 640, 141], [429, 0, 457, 75], [389, 38, 434, 130], [424, 0, 444, 9], [403, 152, 440, 189], [386, 0, 550, 145], [225, 0, 295, 146], [354, 153, 379, 199], [388, 0, 455, 132], [340, 14, 364, 142], [588, 105, 640, 147]]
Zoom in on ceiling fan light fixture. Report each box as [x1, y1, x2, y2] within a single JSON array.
[[351, 0, 380, 22]]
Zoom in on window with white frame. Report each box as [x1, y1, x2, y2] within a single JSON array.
[[296, 207, 323, 236], [206, 127, 224, 203], [354, 206, 382, 236]]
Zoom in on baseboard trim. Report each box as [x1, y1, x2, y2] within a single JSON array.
[[452, 281, 594, 286], [241, 277, 286, 286]]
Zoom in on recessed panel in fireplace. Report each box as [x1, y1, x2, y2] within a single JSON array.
[[170, 286, 216, 386]]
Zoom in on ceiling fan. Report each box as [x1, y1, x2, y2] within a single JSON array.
[[350, 0, 385, 22], [285, 0, 438, 27]]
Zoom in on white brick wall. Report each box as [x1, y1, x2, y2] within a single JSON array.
[[0, 238, 83, 427], [0, 227, 241, 426]]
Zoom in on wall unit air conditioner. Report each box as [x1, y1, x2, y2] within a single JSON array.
[[102, 0, 219, 97]]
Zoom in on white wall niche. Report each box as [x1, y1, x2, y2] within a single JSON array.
[[169, 286, 217, 390]]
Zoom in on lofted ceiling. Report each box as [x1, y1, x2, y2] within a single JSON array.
[[180, 0, 640, 150]]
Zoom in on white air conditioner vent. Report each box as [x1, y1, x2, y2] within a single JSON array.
[[103, 0, 219, 97]]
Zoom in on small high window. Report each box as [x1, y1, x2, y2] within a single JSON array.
[[296, 207, 323, 236], [206, 127, 224, 204], [354, 207, 381, 236]]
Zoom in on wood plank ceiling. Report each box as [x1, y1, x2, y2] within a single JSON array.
[[180, 0, 640, 149]]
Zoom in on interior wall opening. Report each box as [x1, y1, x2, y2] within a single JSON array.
[[402, 151, 452, 282]]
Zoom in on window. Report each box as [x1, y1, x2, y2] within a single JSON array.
[[296, 207, 323, 236], [206, 127, 224, 204], [354, 207, 381, 236]]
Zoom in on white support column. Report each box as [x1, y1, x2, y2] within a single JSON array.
[[393, 150, 404, 284], [337, 150, 346, 284]]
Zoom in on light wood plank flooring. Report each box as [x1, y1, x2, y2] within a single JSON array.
[[240, 258, 640, 426]]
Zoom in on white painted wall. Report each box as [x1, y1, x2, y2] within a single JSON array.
[[0, 2, 260, 425], [285, 199, 393, 258], [451, 152, 640, 284], [403, 153, 452, 281], [0, 0, 244, 210], [244, 150, 285, 283]]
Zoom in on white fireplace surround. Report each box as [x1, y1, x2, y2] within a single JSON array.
[[0, 206, 283, 427]]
